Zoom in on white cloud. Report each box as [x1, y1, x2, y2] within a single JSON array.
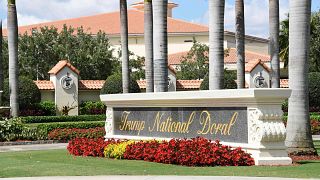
[[2, 0, 141, 27], [194, 0, 289, 38]]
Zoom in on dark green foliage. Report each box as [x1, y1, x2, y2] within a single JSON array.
[[37, 101, 56, 116], [2, 76, 41, 108], [33, 121, 105, 137], [21, 115, 106, 124], [176, 42, 209, 80], [200, 70, 237, 90], [309, 72, 320, 108], [280, 11, 320, 71], [100, 73, 141, 94], [79, 101, 106, 115], [2, 25, 117, 80]]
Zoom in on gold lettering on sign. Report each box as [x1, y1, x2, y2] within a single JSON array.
[[119, 111, 145, 135], [197, 111, 238, 136], [148, 111, 195, 133]]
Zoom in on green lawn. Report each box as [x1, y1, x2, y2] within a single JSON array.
[[0, 149, 320, 178]]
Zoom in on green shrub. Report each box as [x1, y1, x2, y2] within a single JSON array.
[[31, 121, 105, 139], [0, 118, 24, 141], [79, 101, 106, 115], [37, 101, 56, 116], [309, 72, 320, 108], [2, 76, 41, 108], [200, 70, 237, 90], [104, 140, 135, 159], [21, 115, 106, 124], [100, 73, 141, 94]]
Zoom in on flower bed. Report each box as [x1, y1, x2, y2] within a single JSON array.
[[48, 127, 105, 142], [67, 137, 255, 166], [67, 138, 117, 157]]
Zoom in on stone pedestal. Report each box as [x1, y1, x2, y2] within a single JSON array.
[[100, 89, 292, 165]]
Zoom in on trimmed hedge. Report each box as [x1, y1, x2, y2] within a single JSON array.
[[29, 121, 104, 138], [21, 115, 106, 124], [200, 70, 237, 90]]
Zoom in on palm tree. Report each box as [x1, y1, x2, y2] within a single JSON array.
[[7, 0, 19, 117], [153, 0, 168, 92], [209, 0, 225, 90], [120, 0, 129, 93], [269, 0, 280, 88], [0, 19, 3, 95], [235, 0, 245, 89], [285, 0, 316, 154], [144, 0, 154, 93]]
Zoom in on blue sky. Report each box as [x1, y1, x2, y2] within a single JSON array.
[[0, 0, 319, 38]]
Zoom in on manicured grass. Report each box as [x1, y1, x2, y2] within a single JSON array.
[[0, 149, 320, 178]]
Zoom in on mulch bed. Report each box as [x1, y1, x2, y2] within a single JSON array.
[[290, 155, 320, 162]]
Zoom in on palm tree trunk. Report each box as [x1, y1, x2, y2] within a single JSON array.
[[120, 0, 129, 93], [153, 0, 168, 92], [285, 0, 316, 155], [144, 0, 154, 93], [269, 0, 280, 88], [7, 0, 19, 117], [0, 19, 3, 94], [235, 0, 245, 89], [209, 0, 225, 90]]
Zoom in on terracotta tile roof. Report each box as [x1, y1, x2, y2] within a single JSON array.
[[168, 48, 270, 65], [48, 60, 80, 75], [79, 80, 105, 90], [245, 59, 271, 73], [280, 79, 289, 88], [176, 80, 202, 89], [35, 78, 289, 91], [2, 10, 208, 36], [34, 80, 54, 90], [137, 79, 202, 90]]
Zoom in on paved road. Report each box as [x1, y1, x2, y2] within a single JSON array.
[[0, 143, 67, 152], [0, 176, 315, 180]]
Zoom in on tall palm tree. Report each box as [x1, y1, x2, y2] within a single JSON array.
[[269, 0, 280, 88], [209, 0, 225, 90], [144, 0, 154, 93], [7, 0, 19, 117], [285, 0, 315, 154], [120, 0, 129, 93], [235, 0, 245, 89], [153, 0, 168, 92], [0, 19, 3, 95]]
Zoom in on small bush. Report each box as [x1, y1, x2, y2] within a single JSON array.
[[22, 115, 106, 124], [104, 140, 135, 159], [34, 121, 105, 138], [100, 73, 141, 94], [67, 138, 118, 157], [309, 72, 320, 109], [2, 76, 41, 109], [79, 101, 106, 115], [200, 70, 237, 90], [37, 101, 56, 116], [0, 118, 24, 142], [48, 127, 105, 141]]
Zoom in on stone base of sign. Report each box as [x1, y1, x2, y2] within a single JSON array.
[[101, 89, 293, 166]]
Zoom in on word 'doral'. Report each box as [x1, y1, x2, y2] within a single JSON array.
[[118, 110, 238, 136]]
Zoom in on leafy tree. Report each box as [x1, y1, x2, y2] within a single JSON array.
[[280, 10, 320, 72], [176, 41, 229, 80], [100, 73, 140, 94], [3, 76, 41, 109], [2, 25, 117, 80], [200, 70, 237, 90]]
